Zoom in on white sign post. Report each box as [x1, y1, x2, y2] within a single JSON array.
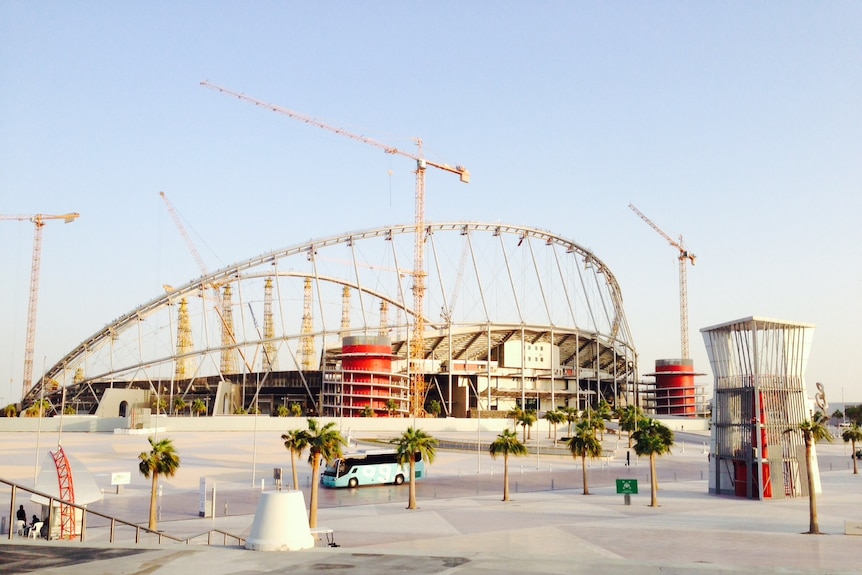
[[111, 472, 131, 495]]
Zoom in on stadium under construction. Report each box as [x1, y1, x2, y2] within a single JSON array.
[[18, 222, 695, 421]]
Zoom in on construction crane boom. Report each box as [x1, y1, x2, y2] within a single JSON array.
[[199, 81, 470, 184], [202, 81, 470, 417], [628, 203, 696, 359], [0, 212, 79, 397], [160, 191, 210, 276]]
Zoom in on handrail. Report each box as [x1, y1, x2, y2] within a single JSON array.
[[2, 477, 244, 546]]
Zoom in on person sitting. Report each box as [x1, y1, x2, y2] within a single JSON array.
[[16, 505, 26, 523], [25, 515, 40, 537]]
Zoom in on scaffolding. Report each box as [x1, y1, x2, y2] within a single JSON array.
[[701, 317, 815, 500]]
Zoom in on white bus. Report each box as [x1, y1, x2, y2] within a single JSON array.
[[321, 449, 425, 488]]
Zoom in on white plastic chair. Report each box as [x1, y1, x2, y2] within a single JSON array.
[[28, 521, 43, 539], [15, 520, 25, 536]]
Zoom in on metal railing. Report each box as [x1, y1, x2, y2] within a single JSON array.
[[2, 478, 244, 547]]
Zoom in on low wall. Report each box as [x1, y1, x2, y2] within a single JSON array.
[[0, 414, 514, 435], [0, 413, 709, 435]]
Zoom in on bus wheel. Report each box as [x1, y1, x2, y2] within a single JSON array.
[[348, 477, 358, 488], [394, 474, 404, 485]]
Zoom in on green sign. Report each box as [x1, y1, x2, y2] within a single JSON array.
[[616, 479, 638, 495]]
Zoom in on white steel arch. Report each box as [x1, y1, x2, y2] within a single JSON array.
[[26, 222, 637, 414]]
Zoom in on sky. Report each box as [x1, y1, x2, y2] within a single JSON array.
[[1, 2, 860, 407]]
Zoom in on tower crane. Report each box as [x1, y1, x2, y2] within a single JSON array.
[[628, 203, 696, 359], [201, 81, 470, 417], [0, 212, 79, 398]]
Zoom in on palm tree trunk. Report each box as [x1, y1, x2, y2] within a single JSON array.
[[503, 453, 510, 501], [309, 453, 321, 528], [407, 458, 417, 509], [582, 454, 589, 495], [805, 441, 819, 534], [148, 472, 159, 531], [853, 440, 858, 475], [649, 453, 658, 507], [290, 451, 299, 490]]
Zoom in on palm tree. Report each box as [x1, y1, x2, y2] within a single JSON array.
[[305, 418, 346, 528], [289, 402, 303, 417], [544, 410, 565, 442], [632, 417, 674, 507], [427, 399, 442, 418], [842, 424, 862, 475], [618, 405, 642, 448], [587, 411, 607, 441], [138, 436, 180, 531], [392, 427, 438, 509], [518, 410, 537, 443], [281, 428, 309, 490], [595, 399, 613, 440], [567, 420, 603, 494], [150, 395, 167, 414], [787, 413, 832, 534], [192, 399, 207, 417], [562, 406, 579, 436], [386, 398, 398, 417], [25, 399, 51, 418], [489, 428, 528, 501], [172, 397, 186, 416], [507, 406, 524, 431]]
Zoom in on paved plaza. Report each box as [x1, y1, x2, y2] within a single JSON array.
[[1, 428, 861, 574]]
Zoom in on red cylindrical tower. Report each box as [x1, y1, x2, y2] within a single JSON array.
[[647, 359, 702, 416], [340, 335, 397, 417]]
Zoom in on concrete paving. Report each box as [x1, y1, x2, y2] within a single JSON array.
[[1, 428, 861, 574]]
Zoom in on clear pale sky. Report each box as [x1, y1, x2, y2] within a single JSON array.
[[1, 2, 859, 407]]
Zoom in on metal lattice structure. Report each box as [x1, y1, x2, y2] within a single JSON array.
[[702, 316, 815, 500], [23, 222, 638, 418], [50, 446, 77, 539]]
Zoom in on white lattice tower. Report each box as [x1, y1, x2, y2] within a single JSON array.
[[339, 286, 351, 341], [263, 278, 277, 372], [379, 300, 389, 336], [300, 277, 316, 371], [175, 298, 193, 379], [220, 285, 238, 375]]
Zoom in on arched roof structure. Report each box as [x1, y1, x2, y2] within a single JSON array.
[[25, 222, 638, 412]]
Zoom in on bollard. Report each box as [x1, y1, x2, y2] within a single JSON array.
[[224, 502, 228, 516], [261, 478, 264, 491], [1, 516, 6, 536], [551, 479, 555, 490]]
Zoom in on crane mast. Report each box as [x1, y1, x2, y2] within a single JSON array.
[[0, 212, 79, 397], [201, 81, 470, 416], [628, 203, 696, 359]]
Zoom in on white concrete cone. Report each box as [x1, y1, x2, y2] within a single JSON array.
[[245, 490, 314, 551]]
